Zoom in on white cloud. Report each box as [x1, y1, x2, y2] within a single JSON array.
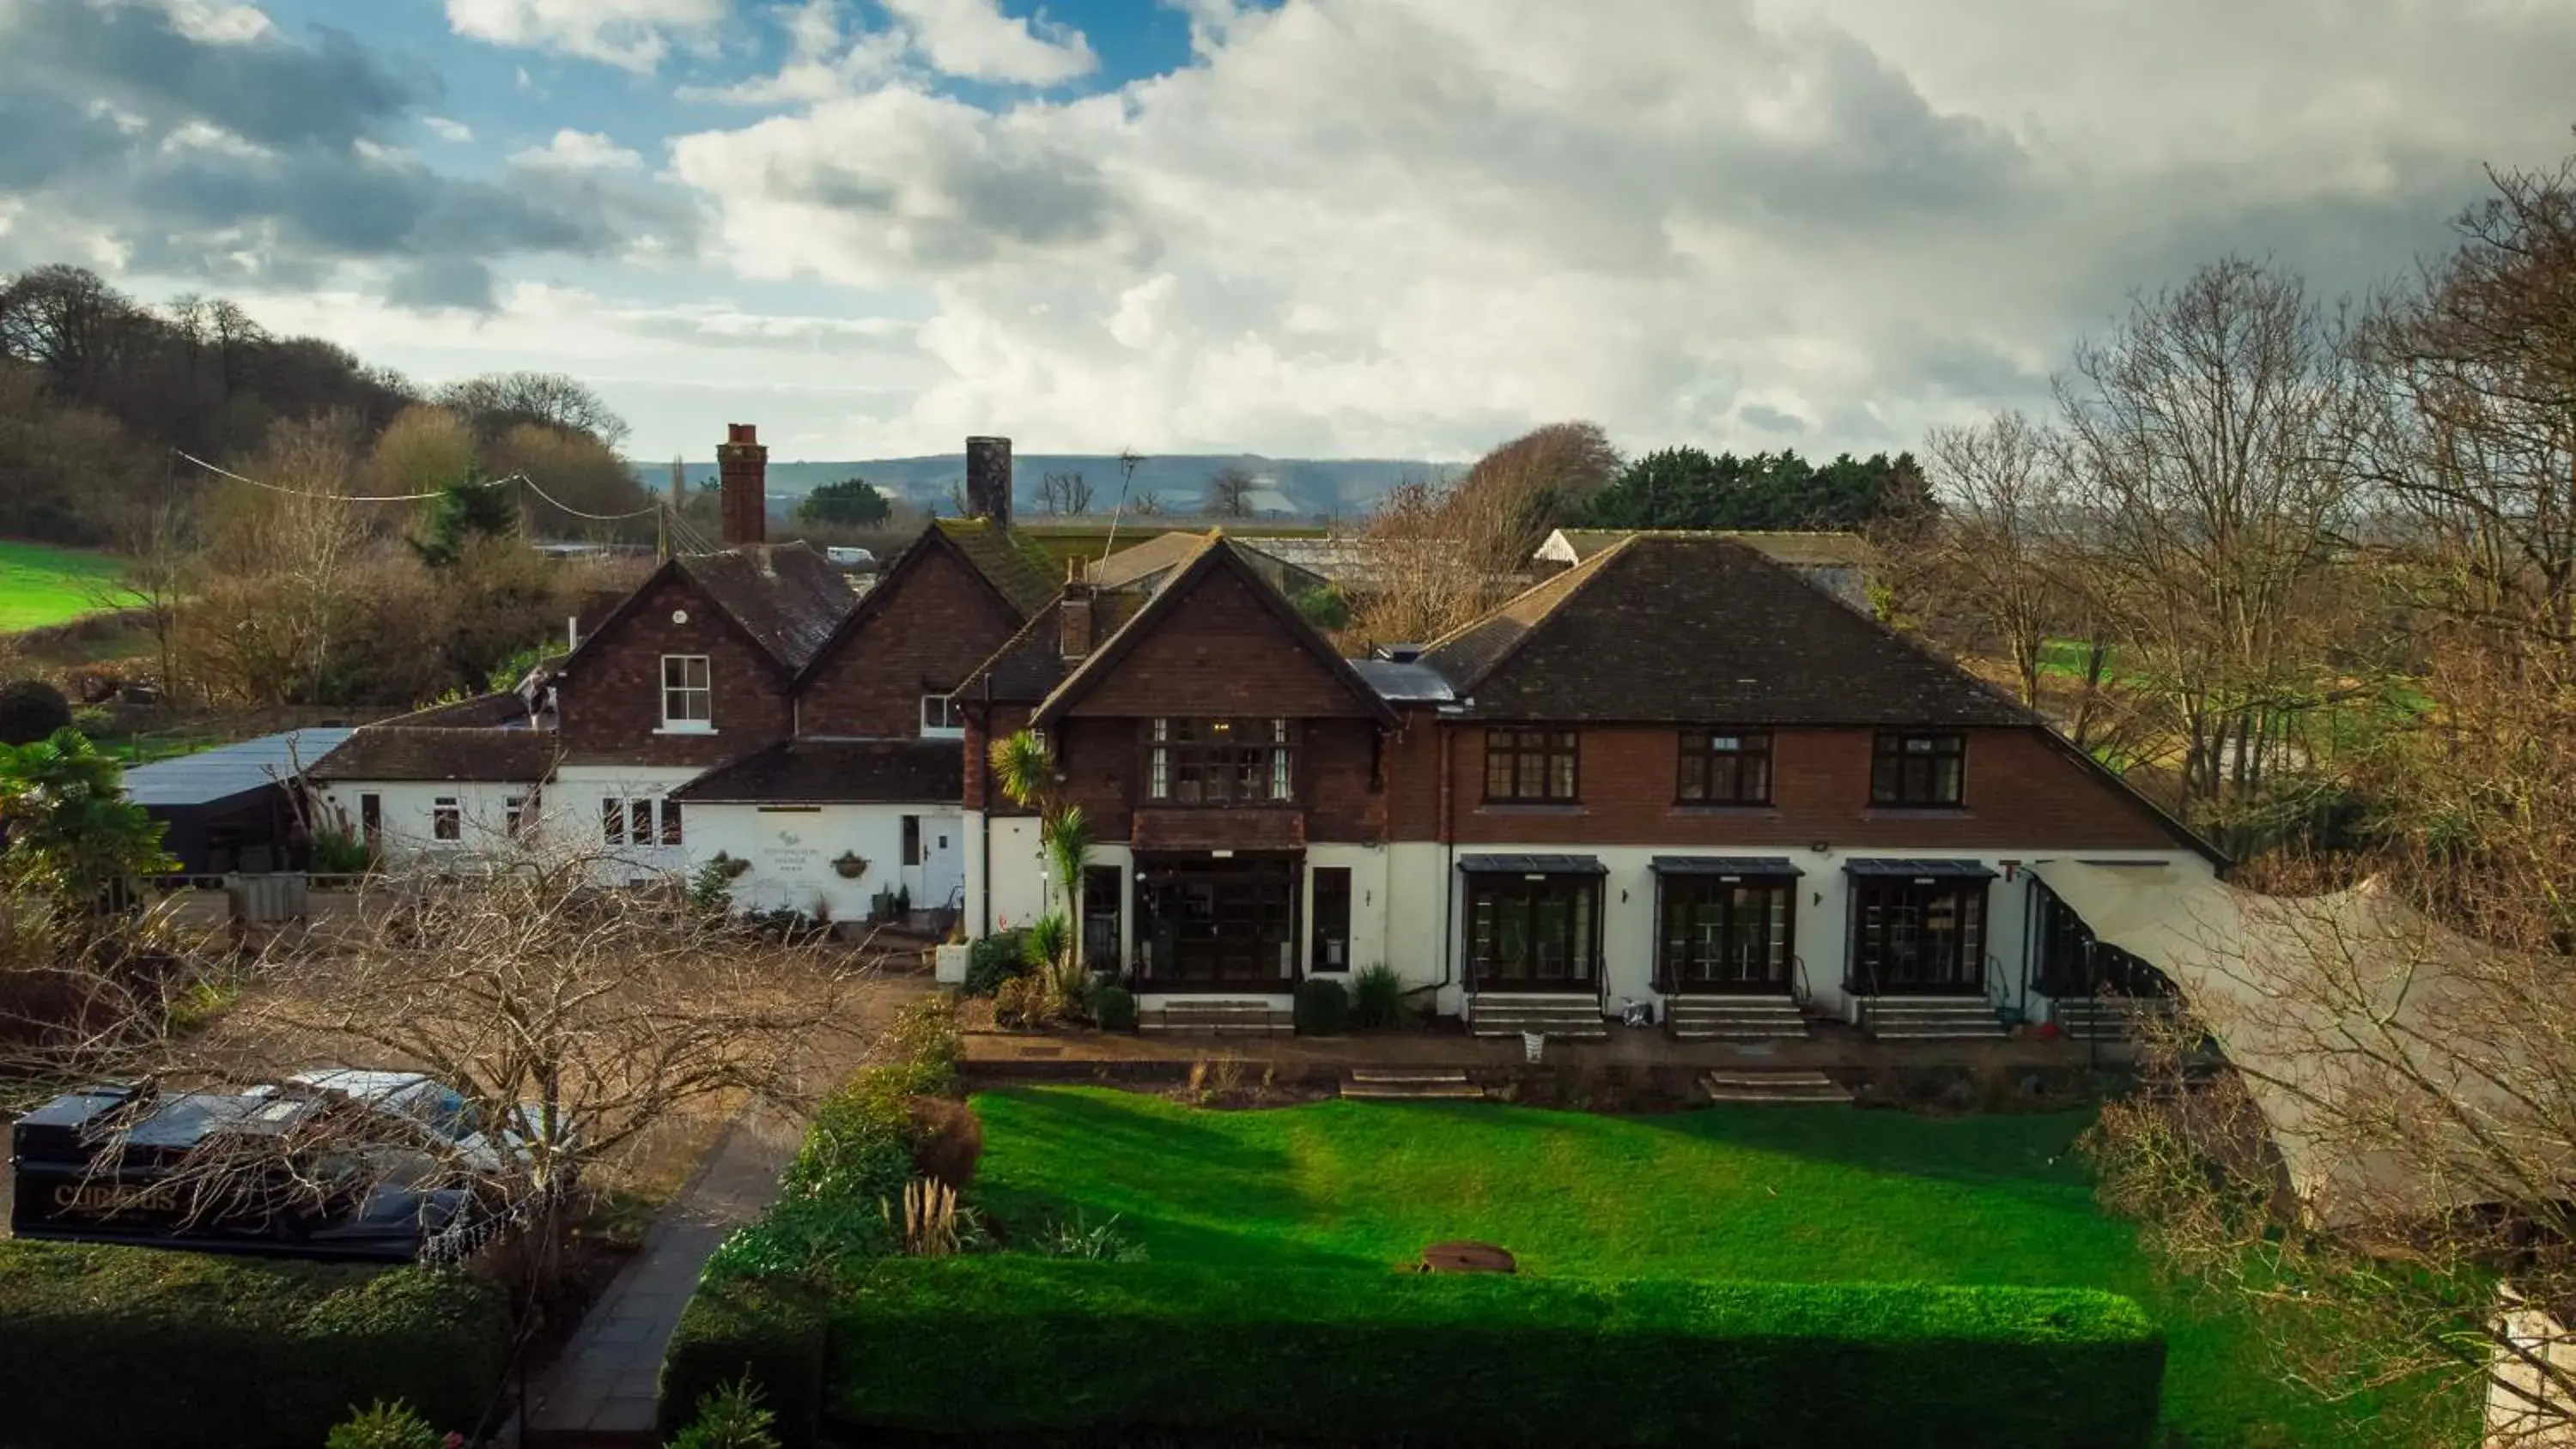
[[879, 0, 1097, 85], [423, 115, 475, 142], [677, 0, 907, 105], [154, 0, 277, 45], [509, 128, 647, 173], [654, 0, 2576, 458], [444, 0, 727, 71]]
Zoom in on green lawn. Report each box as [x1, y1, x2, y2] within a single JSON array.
[[972, 1087, 2457, 1447], [0, 540, 123, 632]]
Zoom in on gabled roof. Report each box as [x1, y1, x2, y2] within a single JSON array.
[[793, 522, 1053, 688], [1030, 535, 1396, 728], [1420, 535, 2029, 726], [673, 545, 857, 671], [377, 692, 531, 728], [667, 738, 963, 805], [308, 728, 559, 784], [561, 543, 859, 678], [1537, 528, 1872, 569], [933, 518, 1059, 618]]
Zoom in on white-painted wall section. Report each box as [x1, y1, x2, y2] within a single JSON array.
[[313, 781, 535, 859], [683, 803, 951, 922]]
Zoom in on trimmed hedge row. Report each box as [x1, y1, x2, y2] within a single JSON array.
[[0, 1240, 508, 1449], [821, 1257, 2166, 1448]]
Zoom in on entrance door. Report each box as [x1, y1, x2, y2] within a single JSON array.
[[358, 793, 381, 851], [1659, 877, 1795, 992], [1850, 879, 1987, 995], [912, 813, 964, 912], [1465, 873, 1601, 992], [1081, 865, 1123, 971], [1136, 854, 1299, 990]]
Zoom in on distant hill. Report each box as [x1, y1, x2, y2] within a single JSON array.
[[629, 453, 1444, 521]]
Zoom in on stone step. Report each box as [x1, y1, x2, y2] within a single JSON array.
[[1467, 997, 1608, 1040], [1667, 996, 1808, 1040], [1141, 1003, 1294, 1037], [1343, 1068, 1484, 1101], [2051, 999, 2178, 1041], [1703, 1069, 1852, 1105]]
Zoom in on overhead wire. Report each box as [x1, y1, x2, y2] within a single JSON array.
[[177, 446, 667, 526]]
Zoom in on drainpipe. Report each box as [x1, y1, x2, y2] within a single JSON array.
[[976, 673, 993, 937], [1433, 712, 1458, 1004]]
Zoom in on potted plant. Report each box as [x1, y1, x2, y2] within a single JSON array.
[[831, 851, 868, 880]]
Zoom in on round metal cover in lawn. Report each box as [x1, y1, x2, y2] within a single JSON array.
[[1420, 1240, 1516, 1274]]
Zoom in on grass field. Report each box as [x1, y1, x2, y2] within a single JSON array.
[[0, 541, 122, 632], [971, 1087, 2462, 1447]]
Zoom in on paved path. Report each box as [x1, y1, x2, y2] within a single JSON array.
[[524, 974, 930, 1446], [522, 1101, 805, 1446]]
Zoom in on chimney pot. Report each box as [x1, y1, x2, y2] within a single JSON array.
[[717, 422, 768, 547]]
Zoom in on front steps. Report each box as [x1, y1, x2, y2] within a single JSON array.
[[2050, 997, 2178, 1042], [1703, 1069, 1852, 1105], [1860, 997, 2005, 1041], [1139, 1000, 1294, 1037], [1466, 993, 1607, 1040], [1666, 995, 1808, 1042], [1342, 1068, 1483, 1101]]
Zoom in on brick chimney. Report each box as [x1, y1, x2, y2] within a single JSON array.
[[964, 435, 1012, 530], [1060, 560, 1094, 660], [717, 423, 767, 546]]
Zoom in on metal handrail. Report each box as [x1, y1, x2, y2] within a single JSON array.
[[1789, 953, 1814, 1010]]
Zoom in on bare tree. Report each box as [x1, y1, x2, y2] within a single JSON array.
[[1037, 470, 1093, 515], [2057, 257, 2366, 806], [1351, 471, 1526, 644], [1204, 464, 1258, 518], [1897, 411, 2069, 709], [434, 372, 630, 450], [90, 495, 199, 699], [2357, 149, 2576, 663], [1451, 421, 1623, 567]]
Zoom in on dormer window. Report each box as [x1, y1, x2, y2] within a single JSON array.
[[660, 655, 712, 732], [920, 692, 965, 738]]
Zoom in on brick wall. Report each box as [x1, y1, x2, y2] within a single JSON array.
[[799, 543, 1027, 737], [555, 572, 792, 767], [1385, 708, 1445, 840], [1067, 564, 1377, 718], [1425, 724, 2189, 852]]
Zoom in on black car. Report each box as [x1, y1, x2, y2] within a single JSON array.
[[8, 1082, 474, 1263]]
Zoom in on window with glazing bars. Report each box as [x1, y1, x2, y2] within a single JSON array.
[[1148, 718, 1294, 804], [1484, 729, 1578, 803], [1678, 730, 1771, 803]]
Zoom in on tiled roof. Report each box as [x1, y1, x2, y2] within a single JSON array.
[[1420, 535, 2032, 726], [1030, 536, 1394, 727], [958, 591, 1151, 706], [674, 543, 859, 672], [934, 518, 1059, 619], [667, 738, 964, 804], [1349, 658, 1455, 703], [1082, 530, 1207, 590], [308, 727, 558, 784], [1540, 528, 1872, 569], [378, 692, 531, 728]]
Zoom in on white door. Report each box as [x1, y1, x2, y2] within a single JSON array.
[[920, 813, 965, 912]]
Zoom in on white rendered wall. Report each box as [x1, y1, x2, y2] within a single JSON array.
[[683, 803, 947, 923], [313, 781, 535, 860]]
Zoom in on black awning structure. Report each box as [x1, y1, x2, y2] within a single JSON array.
[[1649, 855, 1803, 877], [1842, 857, 1998, 880], [1456, 853, 1607, 876]]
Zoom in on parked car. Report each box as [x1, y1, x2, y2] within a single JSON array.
[[8, 1082, 472, 1262], [824, 545, 877, 567], [245, 1069, 574, 1186]]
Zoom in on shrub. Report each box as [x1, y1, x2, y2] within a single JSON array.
[[0, 678, 74, 745], [908, 1096, 983, 1191], [667, 1376, 782, 1449], [1023, 912, 1071, 970], [821, 1258, 2166, 1448], [1089, 982, 1137, 1032], [0, 1241, 507, 1449], [1025, 1211, 1147, 1263], [309, 826, 373, 875], [1293, 976, 1349, 1035], [963, 929, 1030, 996], [991, 973, 1041, 1028], [324, 1400, 442, 1449], [1348, 963, 1409, 1029], [659, 1276, 828, 1449], [70, 703, 115, 737]]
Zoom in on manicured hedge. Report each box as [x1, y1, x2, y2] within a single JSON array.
[[0, 1240, 508, 1449], [821, 1258, 2166, 1448], [657, 1273, 830, 1449]]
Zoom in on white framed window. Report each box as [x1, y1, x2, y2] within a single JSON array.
[[660, 655, 713, 732], [920, 692, 965, 738], [505, 794, 530, 838], [432, 797, 461, 841], [602, 795, 679, 847], [601, 797, 625, 846]]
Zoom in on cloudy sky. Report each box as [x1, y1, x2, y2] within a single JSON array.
[[2, 0, 2569, 462]]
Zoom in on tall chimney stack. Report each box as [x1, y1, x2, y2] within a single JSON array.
[[717, 423, 767, 546], [964, 435, 1012, 531]]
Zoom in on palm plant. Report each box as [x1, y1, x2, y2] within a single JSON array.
[[988, 730, 1091, 970]]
